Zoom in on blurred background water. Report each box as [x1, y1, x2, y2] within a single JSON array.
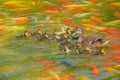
[[0, 0, 120, 80]]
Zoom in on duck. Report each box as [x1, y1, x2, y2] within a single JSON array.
[[77, 33, 109, 48], [89, 38, 109, 48]]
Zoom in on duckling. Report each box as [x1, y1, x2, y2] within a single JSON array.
[[54, 33, 68, 43], [72, 27, 83, 41], [75, 43, 81, 54], [35, 29, 44, 40], [67, 43, 75, 50], [80, 48, 89, 54], [31, 32, 37, 37], [77, 34, 86, 43], [100, 48, 106, 55], [48, 32, 60, 40], [63, 33, 69, 39], [16, 30, 31, 39], [40, 32, 49, 40], [24, 30, 31, 37], [75, 42, 88, 54], [91, 48, 105, 56], [59, 46, 70, 54], [54, 33, 61, 42], [72, 27, 83, 36], [59, 39, 72, 46], [44, 32, 49, 39], [66, 28, 72, 36], [16, 34, 25, 39], [75, 43, 81, 49]]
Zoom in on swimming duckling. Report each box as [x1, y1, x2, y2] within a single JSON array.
[[24, 30, 31, 37], [29, 29, 42, 37], [59, 39, 72, 46], [48, 32, 60, 40], [75, 43, 81, 48], [16, 30, 31, 39], [86, 47, 105, 56], [44, 32, 49, 39], [40, 32, 49, 40], [63, 33, 69, 39], [72, 27, 83, 41], [59, 46, 70, 54], [16, 34, 25, 39], [35, 29, 44, 40], [54, 33, 61, 42], [76, 43, 88, 54], [66, 28, 72, 36], [37, 29, 42, 35], [31, 32, 37, 37], [72, 27, 83, 36], [75, 43, 81, 54]]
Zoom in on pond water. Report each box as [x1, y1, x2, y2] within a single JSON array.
[[0, 0, 120, 80]]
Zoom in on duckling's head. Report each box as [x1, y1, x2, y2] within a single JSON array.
[[37, 29, 42, 34], [85, 47, 91, 52], [100, 48, 105, 55], [76, 43, 81, 47]]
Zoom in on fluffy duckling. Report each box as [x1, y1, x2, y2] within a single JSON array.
[[44, 32, 49, 39], [54, 33, 61, 42], [72, 27, 84, 41], [75, 43, 81, 54], [24, 30, 31, 37], [37, 29, 42, 36], [72, 27, 83, 36], [59, 46, 70, 54], [46, 31, 58, 40], [66, 28, 72, 36], [86, 47, 105, 56], [40, 32, 49, 40], [33, 29, 43, 40], [16, 30, 31, 39], [75, 43, 88, 54], [59, 39, 72, 46], [16, 34, 25, 39]]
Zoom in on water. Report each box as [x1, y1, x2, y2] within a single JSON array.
[[0, 0, 120, 80]]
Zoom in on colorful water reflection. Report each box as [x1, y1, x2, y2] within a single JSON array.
[[0, 0, 120, 80]]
